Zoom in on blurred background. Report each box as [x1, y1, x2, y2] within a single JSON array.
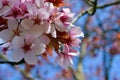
[[0, 0, 120, 80]]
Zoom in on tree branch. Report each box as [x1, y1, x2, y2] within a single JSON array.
[[72, 1, 120, 23], [0, 59, 25, 65], [97, 1, 120, 8]]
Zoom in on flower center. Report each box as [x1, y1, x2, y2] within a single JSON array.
[[22, 41, 31, 53], [2, 0, 9, 6], [12, 29, 21, 36], [33, 16, 41, 24], [22, 44, 31, 52], [60, 16, 69, 23]]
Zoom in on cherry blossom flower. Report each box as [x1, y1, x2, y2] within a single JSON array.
[[57, 44, 79, 68], [10, 35, 46, 64], [26, 0, 53, 20], [0, 0, 84, 66], [69, 27, 84, 47], [70, 27, 84, 38], [4, 0, 28, 19], [0, 19, 25, 43], [0, 0, 10, 16], [0, 42, 10, 54], [59, 8, 75, 26], [21, 2, 53, 38], [46, 8, 75, 38], [21, 19, 50, 38]]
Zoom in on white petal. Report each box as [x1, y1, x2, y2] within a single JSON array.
[[27, 4, 38, 17], [64, 56, 73, 67], [71, 38, 81, 47], [32, 40, 46, 55], [11, 49, 24, 62], [42, 21, 51, 34], [35, 0, 41, 7], [0, 6, 10, 16], [28, 21, 50, 38], [24, 51, 37, 64], [0, 29, 13, 42], [70, 27, 84, 37], [18, 24, 26, 37], [27, 24, 43, 38], [38, 8, 50, 19], [36, 43, 46, 55], [44, 2, 54, 14], [55, 22, 66, 32], [8, 19, 18, 30], [63, 8, 70, 13], [24, 34, 35, 45], [35, 0, 43, 8], [68, 52, 80, 56], [51, 25, 56, 38], [57, 55, 72, 68], [0, 1, 3, 9], [21, 0, 25, 3], [11, 36, 24, 49], [21, 19, 34, 30], [62, 8, 75, 17], [39, 34, 50, 45]]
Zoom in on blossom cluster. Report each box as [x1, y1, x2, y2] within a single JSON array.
[[0, 0, 84, 67]]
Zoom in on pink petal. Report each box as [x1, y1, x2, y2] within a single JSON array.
[[24, 34, 35, 45], [32, 39, 46, 55], [0, 29, 13, 42], [0, 1, 3, 9], [54, 20, 66, 32], [38, 8, 50, 19], [70, 27, 84, 38], [38, 43, 46, 54], [27, 4, 38, 18], [32, 43, 46, 55], [27, 24, 43, 38], [44, 2, 54, 14], [24, 51, 38, 64], [21, 19, 34, 30], [18, 24, 26, 37], [38, 34, 50, 45], [8, 19, 18, 30], [11, 36, 24, 49], [42, 21, 51, 34], [50, 25, 56, 38], [63, 56, 73, 67], [62, 8, 70, 14], [35, 0, 44, 8], [71, 38, 81, 47], [11, 49, 24, 62], [0, 6, 10, 16], [62, 44, 69, 53]]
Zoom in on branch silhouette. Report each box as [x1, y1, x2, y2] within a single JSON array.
[[72, 1, 120, 23]]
